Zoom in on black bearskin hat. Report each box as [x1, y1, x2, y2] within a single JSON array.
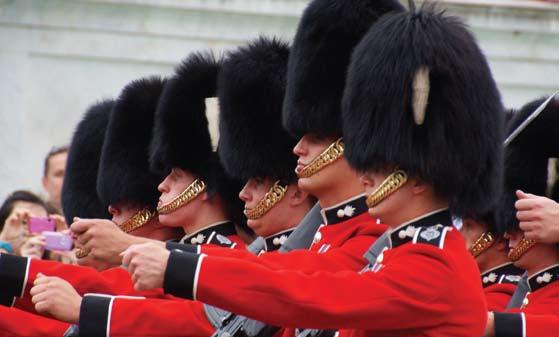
[[218, 37, 296, 183], [149, 52, 220, 176], [61, 99, 113, 224], [97, 77, 166, 210], [149, 52, 247, 228], [494, 95, 559, 234], [282, 0, 405, 138], [342, 5, 504, 218]]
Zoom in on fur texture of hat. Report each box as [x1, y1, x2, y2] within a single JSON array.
[[282, 0, 405, 138], [62, 99, 113, 224], [149, 52, 221, 176], [342, 6, 504, 218], [218, 37, 297, 183], [97, 77, 166, 210]]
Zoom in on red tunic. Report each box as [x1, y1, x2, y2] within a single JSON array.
[[78, 195, 384, 337], [493, 264, 559, 337], [481, 262, 524, 311], [162, 210, 487, 337]]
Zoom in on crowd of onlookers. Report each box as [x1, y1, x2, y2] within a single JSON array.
[[0, 146, 76, 264]]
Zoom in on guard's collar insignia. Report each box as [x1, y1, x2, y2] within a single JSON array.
[[320, 194, 368, 225], [528, 264, 559, 292]]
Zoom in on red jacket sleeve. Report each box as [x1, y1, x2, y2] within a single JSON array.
[[0, 307, 69, 337], [165, 244, 484, 333], [78, 295, 214, 337]]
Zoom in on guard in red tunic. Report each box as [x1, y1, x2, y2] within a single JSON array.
[[125, 4, 505, 337], [484, 94, 559, 337]]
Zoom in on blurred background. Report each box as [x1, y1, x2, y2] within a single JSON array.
[[1, 0, 559, 200]]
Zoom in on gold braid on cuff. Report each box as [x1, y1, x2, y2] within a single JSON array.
[[366, 170, 408, 208], [119, 208, 155, 234], [296, 138, 344, 178], [508, 237, 537, 261], [157, 179, 207, 215], [244, 181, 288, 220], [469, 232, 495, 258]]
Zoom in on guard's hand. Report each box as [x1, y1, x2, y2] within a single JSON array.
[[122, 242, 170, 291], [70, 218, 140, 266], [515, 190, 559, 243], [30, 274, 82, 324]]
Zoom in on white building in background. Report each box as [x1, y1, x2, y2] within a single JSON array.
[[0, 0, 558, 201]]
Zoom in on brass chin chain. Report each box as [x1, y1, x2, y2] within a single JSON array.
[[119, 208, 155, 234], [157, 179, 207, 215], [244, 181, 288, 220], [508, 237, 537, 261], [469, 232, 495, 258], [366, 170, 408, 208], [75, 208, 155, 259], [296, 138, 344, 178]]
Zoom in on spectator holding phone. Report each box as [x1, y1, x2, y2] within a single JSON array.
[[0, 190, 49, 256]]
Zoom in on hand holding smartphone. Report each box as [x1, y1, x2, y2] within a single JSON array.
[[43, 231, 73, 251], [28, 217, 56, 234]]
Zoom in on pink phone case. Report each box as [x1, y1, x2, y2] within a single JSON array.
[[28, 217, 55, 233], [43, 231, 73, 251]]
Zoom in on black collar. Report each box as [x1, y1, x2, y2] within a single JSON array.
[[388, 209, 452, 249], [179, 221, 237, 246], [528, 264, 559, 292], [481, 263, 524, 288], [320, 194, 368, 225], [264, 228, 296, 252]]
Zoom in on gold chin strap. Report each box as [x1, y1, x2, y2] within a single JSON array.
[[508, 237, 537, 261], [366, 170, 408, 208], [469, 232, 495, 258], [157, 178, 207, 215], [75, 208, 156, 259], [296, 138, 344, 178], [244, 181, 288, 220], [119, 208, 155, 234]]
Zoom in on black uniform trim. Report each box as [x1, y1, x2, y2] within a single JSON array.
[[481, 263, 524, 288], [389, 209, 452, 249], [320, 195, 368, 225], [264, 228, 295, 252], [0, 294, 15, 307], [80, 295, 112, 337], [494, 312, 524, 337], [527, 264, 559, 292], [0, 254, 28, 298], [163, 250, 202, 300], [165, 241, 200, 254], [178, 221, 237, 247]]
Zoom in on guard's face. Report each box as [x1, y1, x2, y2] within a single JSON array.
[[157, 168, 199, 227], [108, 203, 141, 226], [360, 171, 411, 227], [239, 177, 291, 237], [293, 135, 343, 195]]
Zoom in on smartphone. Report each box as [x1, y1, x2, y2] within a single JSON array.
[[43, 231, 73, 251], [28, 217, 56, 234]]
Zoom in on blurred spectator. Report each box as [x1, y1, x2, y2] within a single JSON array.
[[0, 190, 49, 255], [42, 145, 68, 214]]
